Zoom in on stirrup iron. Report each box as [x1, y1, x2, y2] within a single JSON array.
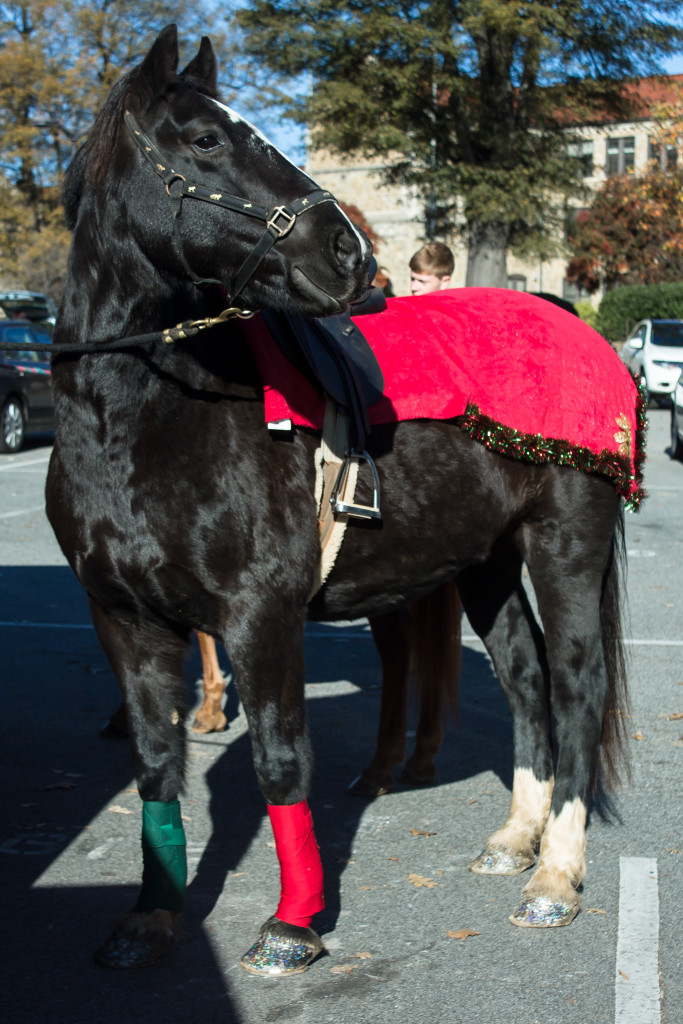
[[330, 450, 381, 520]]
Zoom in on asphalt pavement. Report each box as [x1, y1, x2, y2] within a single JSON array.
[[1, 409, 681, 1024]]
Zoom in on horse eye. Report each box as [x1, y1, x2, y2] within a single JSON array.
[[193, 133, 222, 152]]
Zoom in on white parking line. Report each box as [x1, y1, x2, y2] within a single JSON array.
[[0, 504, 46, 519], [0, 456, 50, 471], [1, 620, 683, 650], [615, 857, 661, 1024]]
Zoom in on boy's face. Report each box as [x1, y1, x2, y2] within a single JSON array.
[[410, 271, 452, 294]]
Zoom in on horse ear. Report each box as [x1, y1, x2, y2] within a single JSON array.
[[181, 36, 218, 95], [130, 24, 180, 110]]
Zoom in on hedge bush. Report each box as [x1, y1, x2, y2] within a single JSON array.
[[596, 282, 683, 341]]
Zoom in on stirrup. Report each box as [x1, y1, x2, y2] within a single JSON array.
[[330, 450, 381, 520]]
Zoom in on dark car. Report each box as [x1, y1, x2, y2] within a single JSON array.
[[0, 289, 56, 329], [0, 319, 54, 453]]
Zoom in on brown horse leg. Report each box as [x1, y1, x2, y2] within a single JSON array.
[[348, 580, 461, 798], [101, 631, 227, 737], [347, 606, 413, 797], [402, 580, 461, 785], [190, 631, 228, 733]]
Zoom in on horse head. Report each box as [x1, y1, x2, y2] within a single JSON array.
[[67, 25, 372, 317]]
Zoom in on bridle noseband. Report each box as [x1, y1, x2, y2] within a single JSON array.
[[124, 111, 339, 309]]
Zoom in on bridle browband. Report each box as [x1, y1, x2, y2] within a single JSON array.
[[124, 110, 339, 309]]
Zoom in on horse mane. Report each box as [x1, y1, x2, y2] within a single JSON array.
[[62, 73, 135, 229], [62, 60, 220, 229]]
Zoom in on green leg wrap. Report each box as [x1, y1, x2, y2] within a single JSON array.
[[136, 799, 187, 913]]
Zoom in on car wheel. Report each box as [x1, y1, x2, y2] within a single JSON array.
[[0, 397, 25, 453], [671, 405, 683, 461]]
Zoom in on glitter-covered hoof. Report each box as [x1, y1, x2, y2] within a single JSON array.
[[509, 893, 580, 928], [240, 916, 324, 976], [347, 772, 395, 798], [469, 847, 535, 876], [94, 910, 180, 968]]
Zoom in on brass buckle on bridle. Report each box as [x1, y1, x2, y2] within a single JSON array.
[[266, 206, 297, 238]]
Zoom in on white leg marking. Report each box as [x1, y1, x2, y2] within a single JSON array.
[[489, 767, 554, 854], [532, 796, 587, 892], [615, 858, 661, 1024]]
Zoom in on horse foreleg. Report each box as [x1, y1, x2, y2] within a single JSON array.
[[87, 600, 189, 968], [347, 606, 413, 797], [229, 610, 324, 975], [191, 631, 228, 733]]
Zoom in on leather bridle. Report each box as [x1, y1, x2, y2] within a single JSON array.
[[124, 111, 340, 308]]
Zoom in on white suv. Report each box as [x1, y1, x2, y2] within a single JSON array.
[[620, 319, 683, 405]]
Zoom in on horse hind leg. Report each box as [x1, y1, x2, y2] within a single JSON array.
[[459, 549, 555, 879], [191, 631, 228, 733], [87, 600, 190, 967], [347, 580, 461, 798], [347, 606, 413, 797], [508, 484, 626, 927], [402, 580, 461, 786]]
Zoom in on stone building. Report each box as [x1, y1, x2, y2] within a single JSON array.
[[306, 75, 683, 301]]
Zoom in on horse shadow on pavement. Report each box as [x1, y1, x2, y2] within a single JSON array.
[[1, 564, 511, 1021]]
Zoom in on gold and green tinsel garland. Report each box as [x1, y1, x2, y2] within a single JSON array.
[[456, 378, 647, 513]]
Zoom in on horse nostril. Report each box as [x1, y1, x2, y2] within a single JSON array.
[[332, 228, 360, 270]]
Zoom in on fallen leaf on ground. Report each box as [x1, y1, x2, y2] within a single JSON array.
[[619, 970, 629, 980], [447, 929, 480, 940], [585, 908, 608, 915], [407, 873, 438, 888], [410, 829, 437, 837], [631, 732, 645, 741], [330, 964, 359, 975], [668, 712, 683, 720], [108, 804, 134, 815], [386, 856, 399, 862], [349, 952, 372, 959]]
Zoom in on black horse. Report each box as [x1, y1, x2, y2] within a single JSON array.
[[47, 26, 635, 975]]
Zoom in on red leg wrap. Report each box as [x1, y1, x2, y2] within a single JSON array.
[[268, 800, 325, 927]]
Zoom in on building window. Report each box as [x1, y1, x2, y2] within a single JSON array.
[[562, 278, 591, 302], [649, 139, 678, 171], [606, 137, 635, 175], [567, 140, 594, 177], [507, 274, 526, 291]]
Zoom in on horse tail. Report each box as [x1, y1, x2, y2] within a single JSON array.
[[599, 509, 631, 788], [409, 578, 461, 726]]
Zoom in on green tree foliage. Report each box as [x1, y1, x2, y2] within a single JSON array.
[[597, 281, 683, 342], [0, 2, 227, 300], [567, 169, 683, 294], [237, 0, 683, 285]]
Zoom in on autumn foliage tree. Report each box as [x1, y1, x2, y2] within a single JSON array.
[[0, 2, 227, 301], [567, 169, 683, 292]]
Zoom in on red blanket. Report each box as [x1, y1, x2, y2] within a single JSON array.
[[242, 289, 645, 508]]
